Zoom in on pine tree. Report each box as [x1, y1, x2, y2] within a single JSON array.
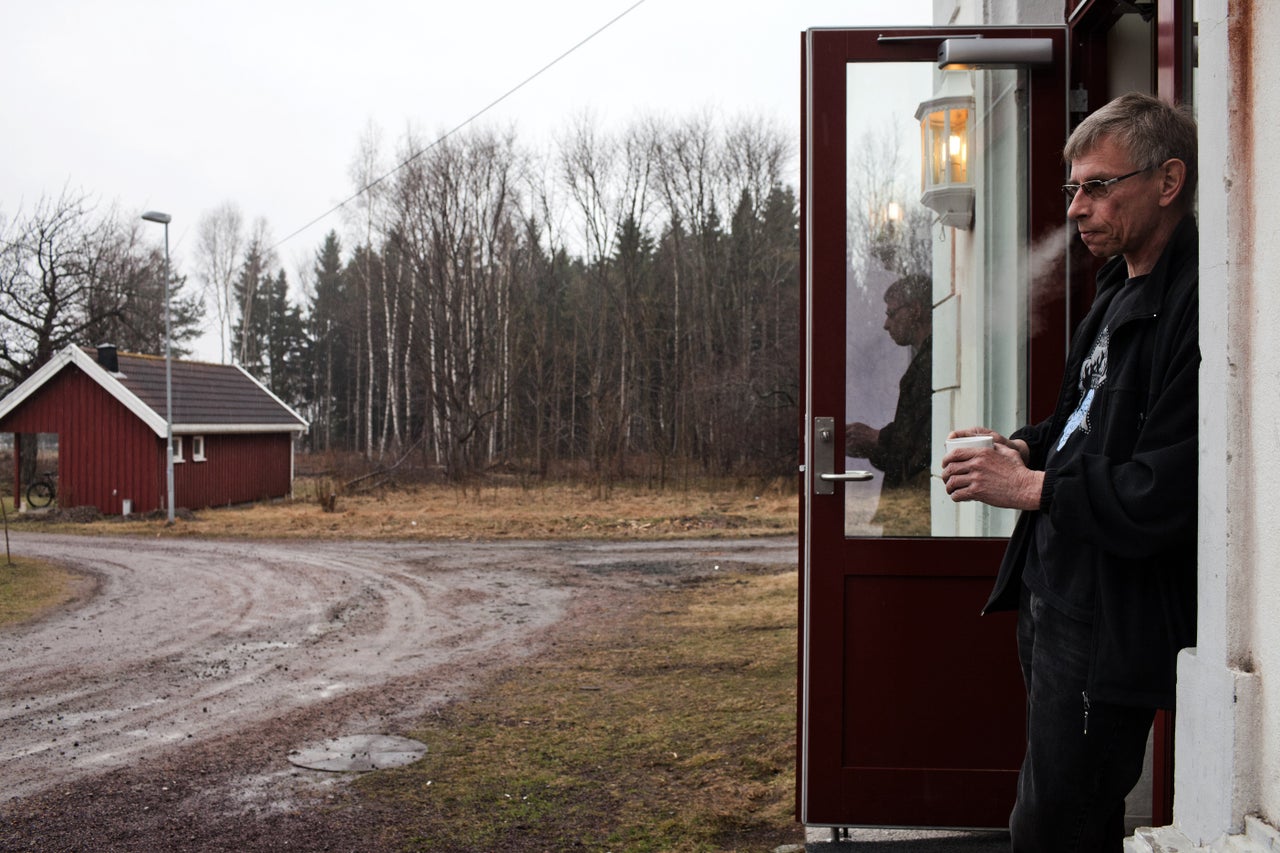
[[306, 231, 351, 450]]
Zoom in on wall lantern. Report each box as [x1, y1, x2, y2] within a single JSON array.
[[914, 72, 975, 230]]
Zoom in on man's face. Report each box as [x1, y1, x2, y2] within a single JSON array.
[[1067, 135, 1164, 264], [883, 296, 916, 346]]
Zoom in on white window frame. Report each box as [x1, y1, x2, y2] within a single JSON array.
[[191, 435, 206, 462], [171, 435, 184, 463]]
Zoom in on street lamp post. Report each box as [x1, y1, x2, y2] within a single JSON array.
[[141, 210, 175, 524]]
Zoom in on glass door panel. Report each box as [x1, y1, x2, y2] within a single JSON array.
[[843, 63, 1027, 539]]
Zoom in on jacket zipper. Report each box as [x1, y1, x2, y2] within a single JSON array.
[[1082, 691, 1091, 735]]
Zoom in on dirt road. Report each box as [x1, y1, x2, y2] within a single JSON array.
[[0, 532, 794, 851]]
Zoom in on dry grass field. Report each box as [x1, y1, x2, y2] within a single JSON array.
[[10, 474, 801, 542]]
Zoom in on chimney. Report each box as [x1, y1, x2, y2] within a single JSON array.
[[96, 343, 119, 373]]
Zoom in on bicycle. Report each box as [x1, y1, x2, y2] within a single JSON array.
[[26, 470, 57, 509]]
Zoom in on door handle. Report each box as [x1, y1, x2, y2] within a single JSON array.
[[819, 472, 875, 482], [813, 416, 874, 495]]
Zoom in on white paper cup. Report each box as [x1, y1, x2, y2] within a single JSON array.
[[945, 435, 994, 454]]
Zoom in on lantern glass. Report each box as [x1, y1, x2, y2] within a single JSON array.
[[947, 108, 969, 182], [921, 110, 938, 187], [920, 104, 971, 188]]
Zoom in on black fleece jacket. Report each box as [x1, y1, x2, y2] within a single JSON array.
[[984, 215, 1199, 709]]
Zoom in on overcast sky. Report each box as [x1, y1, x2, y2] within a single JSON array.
[[3, 0, 931, 353]]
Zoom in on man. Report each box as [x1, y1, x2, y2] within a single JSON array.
[[941, 93, 1198, 852], [846, 273, 932, 535]]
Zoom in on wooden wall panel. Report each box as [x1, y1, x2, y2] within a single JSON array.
[[1, 366, 162, 513], [176, 432, 293, 509]]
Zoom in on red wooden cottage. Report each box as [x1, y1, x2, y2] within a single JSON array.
[[0, 344, 308, 514]]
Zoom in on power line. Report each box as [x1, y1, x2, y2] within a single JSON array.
[[270, 0, 648, 252]]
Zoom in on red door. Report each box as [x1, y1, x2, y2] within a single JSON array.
[[798, 27, 1069, 828]]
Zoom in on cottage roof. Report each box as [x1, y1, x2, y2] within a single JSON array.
[[0, 345, 307, 437]]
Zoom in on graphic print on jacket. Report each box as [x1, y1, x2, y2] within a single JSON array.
[[1056, 327, 1110, 451]]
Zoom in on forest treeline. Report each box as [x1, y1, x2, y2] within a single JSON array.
[[0, 112, 800, 483]]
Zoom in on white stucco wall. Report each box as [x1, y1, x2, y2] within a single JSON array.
[[1171, 0, 1278, 846], [935, 0, 1058, 27], [1240, 0, 1280, 825]]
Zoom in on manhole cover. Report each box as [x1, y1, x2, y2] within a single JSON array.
[[287, 734, 428, 772]]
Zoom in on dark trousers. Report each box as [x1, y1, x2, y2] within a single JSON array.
[[1010, 585, 1155, 853]]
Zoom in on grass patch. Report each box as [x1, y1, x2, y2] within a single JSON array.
[[360, 569, 803, 852], [0, 557, 81, 627]]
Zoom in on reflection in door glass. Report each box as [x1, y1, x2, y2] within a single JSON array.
[[844, 63, 1026, 538]]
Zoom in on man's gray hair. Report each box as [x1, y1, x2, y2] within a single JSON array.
[[885, 273, 932, 308], [1064, 92, 1198, 203]]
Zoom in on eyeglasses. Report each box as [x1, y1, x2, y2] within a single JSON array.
[[1061, 166, 1153, 204]]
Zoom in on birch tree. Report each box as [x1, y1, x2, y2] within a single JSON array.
[[194, 202, 244, 363], [347, 122, 390, 459], [392, 126, 520, 479]]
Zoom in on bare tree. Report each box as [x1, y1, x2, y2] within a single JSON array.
[[650, 110, 727, 469], [513, 151, 576, 474], [346, 121, 390, 459], [194, 202, 244, 363], [83, 219, 203, 358], [846, 122, 931, 286], [0, 190, 121, 385], [721, 114, 793, 221], [392, 126, 520, 479], [555, 115, 659, 482], [635, 110, 803, 475]]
